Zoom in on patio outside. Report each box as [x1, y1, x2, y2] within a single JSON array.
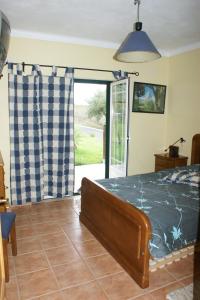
[[74, 163, 105, 192]]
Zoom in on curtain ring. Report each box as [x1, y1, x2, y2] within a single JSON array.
[[52, 66, 57, 76]]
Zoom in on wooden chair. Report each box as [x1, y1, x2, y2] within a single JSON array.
[[0, 212, 17, 282]]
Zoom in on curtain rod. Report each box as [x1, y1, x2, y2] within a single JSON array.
[[5, 61, 139, 76]]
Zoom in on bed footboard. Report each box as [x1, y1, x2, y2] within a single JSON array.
[[80, 177, 152, 288]]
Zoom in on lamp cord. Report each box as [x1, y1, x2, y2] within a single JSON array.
[[164, 138, 186, 152], [134, 0, 141, 22]]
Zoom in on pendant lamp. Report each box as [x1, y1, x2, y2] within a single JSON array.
[[114, 0, 161, 63]]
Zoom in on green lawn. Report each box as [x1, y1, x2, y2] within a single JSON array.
[[75, 132, 103, 165]]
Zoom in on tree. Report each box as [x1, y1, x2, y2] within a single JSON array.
[[87, 91, 106, 124]]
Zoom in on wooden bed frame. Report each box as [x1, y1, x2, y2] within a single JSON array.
[[80, 134, 200, 288]]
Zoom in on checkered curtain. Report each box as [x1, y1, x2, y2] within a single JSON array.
[[8, 63, 74, 205]]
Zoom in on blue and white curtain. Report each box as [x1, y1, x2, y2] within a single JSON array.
[[8, 63, 74, 205]]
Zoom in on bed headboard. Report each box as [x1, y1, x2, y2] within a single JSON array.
[[191, 134, 200, 164]]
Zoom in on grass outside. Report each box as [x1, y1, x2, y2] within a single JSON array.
[[75, 131, 103, 166]]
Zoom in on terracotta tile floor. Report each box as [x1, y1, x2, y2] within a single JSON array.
[[5, 196, 197, 300]]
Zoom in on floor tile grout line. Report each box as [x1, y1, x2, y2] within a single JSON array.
[[127, 292, 154, 300], [132, 279, 186, 298], [24, 219, 78, 225], [30, 212, 72, 216], [22, 290, 61, 300], [16, 229, 64, 240], [15, 267, 49, 278], [15, 231, 71, 241], [164, 265, 179, 281], [11, 254, 21, 300], [60, 226, 77, 242], [11, 249, 44, 258], [66, 237, 95, 244], [66, 237, 107, 261], [41, 244, 65, 299], [164, 263, 193, 282], [13, 234, 92, 257], [80, 260, 111, 300], [27, 272, 99, 299], [80, 250, 113, 300], [60, 223, 90, 257], [76, 252, 113, 259], [43, 240, 86, 257], [35, 233, 72, 251], [49, 243, 95, 280], [56, 278, 97, 293], [16, 215, 77, 224], [10, 277, 21, 300], [42, 256, 83, 269], [88, 270, 124, 281], [61, 201, 113, 299], [41, 242, 73, 252], [8, 248, 42, 258], [176, 274, 194, 287], [60, 218, 110, 299], [26, 278, 99, 300]]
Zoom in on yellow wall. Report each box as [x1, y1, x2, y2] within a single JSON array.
[[128, 59, 169, 175], [166, 49, 200, 163], [0, 36, 169, 197]]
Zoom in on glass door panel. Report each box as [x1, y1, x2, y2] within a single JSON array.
[[109, 78, 129, 178]]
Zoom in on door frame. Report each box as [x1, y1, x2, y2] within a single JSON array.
[[74, 79, 111, 181]]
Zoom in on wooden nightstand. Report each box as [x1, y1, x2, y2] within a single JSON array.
[[154, 153, 188, 172]]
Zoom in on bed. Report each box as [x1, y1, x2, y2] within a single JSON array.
[[79, 134, 200, 288]]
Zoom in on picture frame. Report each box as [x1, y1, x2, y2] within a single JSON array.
[[132, 82, 166, 113]]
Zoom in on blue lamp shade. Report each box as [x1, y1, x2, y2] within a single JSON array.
[[114, 30, 161, 63]]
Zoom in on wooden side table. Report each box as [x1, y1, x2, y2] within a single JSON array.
[[0, 152, 5, 200], [0, 200, 7, 212], [0, 152, 8, 212], [0, 219, 6, 300], [154, 153, 188, 172]]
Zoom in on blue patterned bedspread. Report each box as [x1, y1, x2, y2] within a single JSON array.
[[96, 164, 200, 258]]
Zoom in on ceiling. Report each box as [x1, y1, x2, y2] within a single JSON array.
[[0, 0, 200, 56]]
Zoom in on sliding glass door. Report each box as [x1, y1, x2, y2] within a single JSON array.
[[109, 78, 129, 178]]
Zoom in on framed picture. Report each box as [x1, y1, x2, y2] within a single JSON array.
[[132, 82, 166, 113]]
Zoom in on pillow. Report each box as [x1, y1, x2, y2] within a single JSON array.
[[162, 170, 200, 187]]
